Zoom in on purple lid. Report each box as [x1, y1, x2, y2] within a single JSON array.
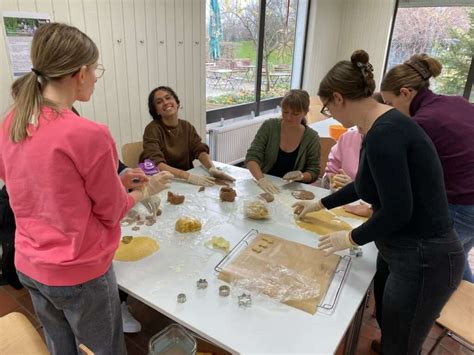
[[139, 159, 159, 176]]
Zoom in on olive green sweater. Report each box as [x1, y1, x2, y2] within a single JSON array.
[[245, 118, 321, 182]]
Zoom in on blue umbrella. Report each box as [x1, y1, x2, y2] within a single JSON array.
[[208, 0, 222, 61]]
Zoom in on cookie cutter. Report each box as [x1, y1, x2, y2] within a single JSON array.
[[238, 293, 252, 308], [196, 278, 208, 289], [219, 285, 230, 297], [177, 293, 186, 303], [350, 246, 363, 257]]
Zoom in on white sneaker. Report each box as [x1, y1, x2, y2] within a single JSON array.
[[121, 301, 142, 333]]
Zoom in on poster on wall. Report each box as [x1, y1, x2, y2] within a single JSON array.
[[2, 11, 50, 77]]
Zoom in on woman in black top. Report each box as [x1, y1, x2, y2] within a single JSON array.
[[293, 50, 464, 355]]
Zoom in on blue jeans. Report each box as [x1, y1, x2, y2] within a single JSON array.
[[373, 231, 464, 355], [448, 203, 474, 282], [18, 266, 126, 355]]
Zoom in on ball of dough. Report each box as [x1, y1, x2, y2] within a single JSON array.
[[175, 216, 202, 233], [244, 200, 269, 220]]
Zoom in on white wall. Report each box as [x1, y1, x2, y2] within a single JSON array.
[[0, 0, 206, 157], [303, 0, 396, 96]]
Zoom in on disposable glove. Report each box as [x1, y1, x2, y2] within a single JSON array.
[[330, 169, 352, 191], [209, 166, 235, 181], [141, 171, 173, 198], [256, 177, 279, 194], [187, 173, 215, 186], [283, 170, 304, 183], [292, 199, 324, 219], [142, 195, 161, 215], [318, 230, 356, 256]]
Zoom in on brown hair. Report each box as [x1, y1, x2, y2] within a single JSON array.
[[318, 50, 376, 100], [372, 92, 384, 104], [381, 54, 442, 94], [10, 23, 99, 142], [281, 89, 310, 126]]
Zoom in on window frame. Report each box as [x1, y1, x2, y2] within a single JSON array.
[[384, 1, 474, 101], [205, 0, 310, 124]]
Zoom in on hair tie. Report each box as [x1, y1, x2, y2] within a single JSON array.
[[356, 62, 373, 77], [31, 68, 42, 76], [404, 59, 431, 80]]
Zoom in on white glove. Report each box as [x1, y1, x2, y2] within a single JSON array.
[[209, 166, 235, 181], [330, 170, 352, 191], [292, 199, 324, 219], [318, 230, 356, 256], [187, 173, 215, 186], [256, 177, 279, 194], [127, 202, 149, 220], [141, 171, 173, 198], [142, 195, 161, 215]]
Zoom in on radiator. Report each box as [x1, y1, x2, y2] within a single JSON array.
[[208, 115, 274, 165]]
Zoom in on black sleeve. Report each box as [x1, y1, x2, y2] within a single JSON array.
[[321, 182, 359, 209], [118, 160, 127, 174], [351, 125, 413, 245]]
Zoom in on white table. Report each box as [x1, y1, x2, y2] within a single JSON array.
[[114, 163, 377, 354]]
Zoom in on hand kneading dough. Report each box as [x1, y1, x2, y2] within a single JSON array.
[[175, 216, 202, 233], [296, 209, 352, 235], [114, 236, 159, 261]]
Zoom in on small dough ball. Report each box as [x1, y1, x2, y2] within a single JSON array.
[[259, 192, 274, 203], [220, 186, 237, 202], [175, 216, 202, 233], [244, 200, 269, 220], [167, 191, 185, 205]]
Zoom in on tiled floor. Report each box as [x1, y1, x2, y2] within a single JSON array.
[[1, 251, 473, 354]]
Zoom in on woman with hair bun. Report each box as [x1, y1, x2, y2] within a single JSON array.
[[292, 50, 463, 355], [382, 54, 474, 283]]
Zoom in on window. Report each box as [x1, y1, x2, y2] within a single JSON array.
[[205, 0, 308, 123], [386, 4, 474, 101]]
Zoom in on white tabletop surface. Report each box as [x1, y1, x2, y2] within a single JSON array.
[[114, 163, 377, 354]]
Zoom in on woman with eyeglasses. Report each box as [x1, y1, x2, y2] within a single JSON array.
[[292, 50, 464, 355], [0, 23, 171, 354], [381, 54, 474, 283], [245, 89, 321, 194], [140, 86, 235, 186]]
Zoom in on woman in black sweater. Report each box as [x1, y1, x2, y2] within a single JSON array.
[[293, 50, 464, 355]]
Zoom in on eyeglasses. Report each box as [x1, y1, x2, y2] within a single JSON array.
[[320, 99, 332, 118], [95, 64, 105, 79], [70, 63, 106, 79]]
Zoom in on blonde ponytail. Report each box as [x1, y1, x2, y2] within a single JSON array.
[[9, 23, 98, 142], [10, 72, 43, 142]]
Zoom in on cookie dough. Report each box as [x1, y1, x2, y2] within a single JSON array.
[[292, 190, 315, 200], [220, 187, 237, 202], [296, 209, 352, 235], [283, 171, 302, 181], [245, 200, 269, 220], [114, 236, 160, 262], [330, 206, 368, 220], [259, 192, 274, 203], [175, 216, 202, 233], [167, 191, 185, 205], [205, 236, 230, 253]]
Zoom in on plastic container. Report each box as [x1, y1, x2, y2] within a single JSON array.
[[148, 323, 197, 355], [329, 124, 348, 141]]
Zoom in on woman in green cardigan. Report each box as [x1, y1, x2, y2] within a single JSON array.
[[245, 90, 321, 194]]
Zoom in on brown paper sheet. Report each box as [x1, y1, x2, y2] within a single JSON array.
[[296, 209, 352, 235], [218, 233, 340, 314]]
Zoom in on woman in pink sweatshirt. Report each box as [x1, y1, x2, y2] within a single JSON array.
[[0, 23, 170, 355]]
